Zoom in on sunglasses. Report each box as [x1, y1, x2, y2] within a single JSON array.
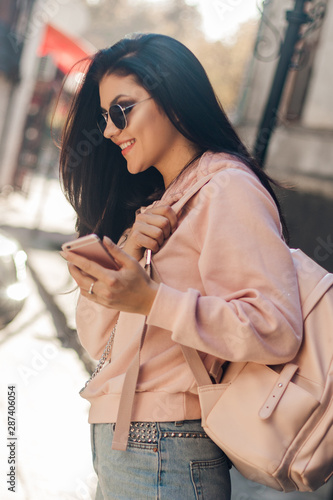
[[97, 97, 152, 133]]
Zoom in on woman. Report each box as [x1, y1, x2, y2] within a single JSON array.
[[60, 33, 302, 500]]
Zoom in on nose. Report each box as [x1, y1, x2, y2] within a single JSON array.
[[103, 116, 121, 139]]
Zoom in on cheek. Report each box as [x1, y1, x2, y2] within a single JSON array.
[[141, 127, 169, 161], [146, 114, 177, 149], [132, 109, 178, 166]]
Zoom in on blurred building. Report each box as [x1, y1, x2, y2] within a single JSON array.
[[0, 0, 92, 191], [0, 0, 38, 188], [236, 0, 333, 272]]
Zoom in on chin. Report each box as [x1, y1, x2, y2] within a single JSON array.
[[126, 166, 140, 175], [127, 162, 149, 175]]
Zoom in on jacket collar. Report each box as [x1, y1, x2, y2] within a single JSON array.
[[145, 151, 250, 216]]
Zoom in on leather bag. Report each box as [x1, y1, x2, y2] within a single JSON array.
[[181, 248, 333, 492]]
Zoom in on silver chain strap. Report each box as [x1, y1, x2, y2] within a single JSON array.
[[79, 322, 117, 394]]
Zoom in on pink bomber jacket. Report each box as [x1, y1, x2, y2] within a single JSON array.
[[77, 151, 303, 424]]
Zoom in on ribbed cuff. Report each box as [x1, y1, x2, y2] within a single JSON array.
[[147, 283, 187, 332]]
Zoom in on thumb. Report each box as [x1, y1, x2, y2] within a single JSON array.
[[103, 236, 134, 267]]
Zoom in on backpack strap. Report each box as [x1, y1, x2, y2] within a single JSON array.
[[180, 345, 212, 386], [259, 363, 298, 419], [111, 252, 152, 451], [112, 321, 148, 451], [302, 273, 333, 320]]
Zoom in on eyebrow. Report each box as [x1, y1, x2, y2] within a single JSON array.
[[100, 94, 131, 111]]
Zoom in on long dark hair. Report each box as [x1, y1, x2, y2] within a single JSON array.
[[59, 33, 287, 242]]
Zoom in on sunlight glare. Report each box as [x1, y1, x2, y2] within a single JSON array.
[[133, 0, 261, 41]]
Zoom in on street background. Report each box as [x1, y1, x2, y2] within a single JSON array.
[[0, 177, 98, 500]]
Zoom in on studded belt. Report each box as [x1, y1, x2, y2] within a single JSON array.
[[129, 422, 158, 444], [125, 422, 209, 444]]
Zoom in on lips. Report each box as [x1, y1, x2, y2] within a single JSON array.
[[119, 139, 136, 156], [120, 139, 135, 151]]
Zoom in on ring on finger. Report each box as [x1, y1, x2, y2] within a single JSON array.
[[88, 282, 95, 295]]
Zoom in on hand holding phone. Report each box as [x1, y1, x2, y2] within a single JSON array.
[[61, 234, 119, 270], [62, 234, 158, 316]]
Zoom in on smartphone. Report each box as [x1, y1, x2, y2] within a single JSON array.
[[61, 234, 119, 270]]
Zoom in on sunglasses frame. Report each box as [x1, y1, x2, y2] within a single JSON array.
[[97, 97, 152, 133]]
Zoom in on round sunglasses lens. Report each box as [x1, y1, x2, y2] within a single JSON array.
[[109, 105, 126, 129]]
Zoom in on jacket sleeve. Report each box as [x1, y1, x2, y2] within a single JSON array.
[[147, 168, 303, 364], [76, 294, 119, 360]]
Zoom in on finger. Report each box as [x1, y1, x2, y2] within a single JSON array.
[[136, 206, 178, 241], [152, 206, 178, 232], [129, 231, 162, 254], [145, 206, 178, 233], [67, 261, 116, 306], [60, 250, 113, 282], [102, 236, 136, 267], [136, 214, 171, 241], [133, 220, 166, 248], [67, 262, 95, 291]]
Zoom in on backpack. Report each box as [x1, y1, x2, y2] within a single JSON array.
[[181, 248, 333, 492]]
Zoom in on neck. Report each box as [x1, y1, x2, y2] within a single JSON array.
[[164, 150, 204, 190], [162, 145, 203, 189]]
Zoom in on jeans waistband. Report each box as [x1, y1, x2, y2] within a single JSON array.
[[112, 421, 209, 445]]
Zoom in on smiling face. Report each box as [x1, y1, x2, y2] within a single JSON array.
[[98, 72, 199, 187]]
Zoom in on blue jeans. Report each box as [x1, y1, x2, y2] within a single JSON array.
[[91, 420, 231, 499]]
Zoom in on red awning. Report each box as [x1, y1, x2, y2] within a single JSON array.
[[38, 24, 94, 74]]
